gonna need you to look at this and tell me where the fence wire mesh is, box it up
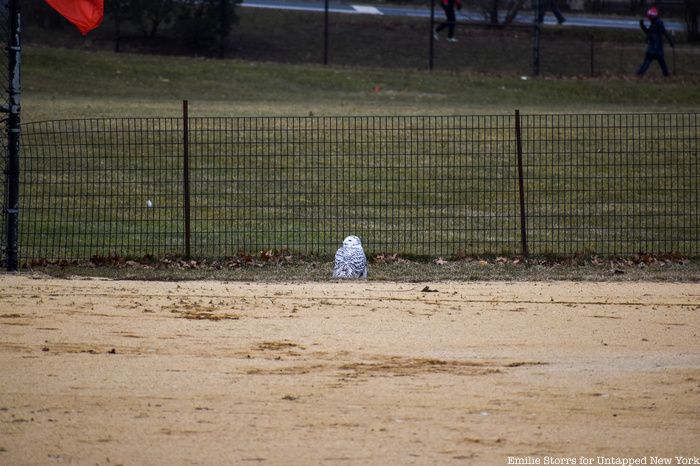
[21,118,184,260]
[521,113,699,256]
[19,112,699,263]
[0,0,9,266]
[187,116,520,257]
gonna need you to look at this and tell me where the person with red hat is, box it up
[433,0,462,43]
[636,6,675,76]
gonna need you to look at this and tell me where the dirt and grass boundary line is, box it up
[21,254,700,282]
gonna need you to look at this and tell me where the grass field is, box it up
[13,39,700,270]
[18,112,699,261]
[11,30,700,277]
[20,3,700,123]
[22,43,700,123]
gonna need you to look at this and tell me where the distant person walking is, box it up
[636,6,675,77]
[537,0,566,24]
[433,0,461,43]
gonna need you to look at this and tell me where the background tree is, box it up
[128,0,176,39]
[474,0,527,26]
[175,0,239,56]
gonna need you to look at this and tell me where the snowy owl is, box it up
[332,235,368,279]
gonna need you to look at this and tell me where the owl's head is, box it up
[342,235,363,248]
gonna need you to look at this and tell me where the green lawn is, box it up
[23,45,700,123]
[12,43,700,271]
[11,5,700,279]
[19,113,698,260]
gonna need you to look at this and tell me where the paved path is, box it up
[240,0,684,31]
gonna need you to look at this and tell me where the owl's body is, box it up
[332,235,368,279]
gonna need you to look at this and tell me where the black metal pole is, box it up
[671,31,676,75]
[114,5,121,53]
[533,0,540,76]
[6,0,21,271]
[183,100,191,259]
[323,0,329,65]
[429,0,435,70]
[515,110,529,258]
[590,33,595,77]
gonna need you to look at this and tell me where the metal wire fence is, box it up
[521,113,698,256]
[21,3,700,77]
[1,0,10,265]
[16,112,699,263]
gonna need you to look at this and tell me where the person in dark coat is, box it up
[433,0,461,43]
[537,0,566,24]
[636,6,675,77]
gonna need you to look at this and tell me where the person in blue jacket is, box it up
[636,6,675,77]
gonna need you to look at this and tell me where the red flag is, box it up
[44,0,104,35]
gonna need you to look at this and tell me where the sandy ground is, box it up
[0,274,699,466]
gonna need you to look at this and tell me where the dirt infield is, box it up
[1,275,699,465]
